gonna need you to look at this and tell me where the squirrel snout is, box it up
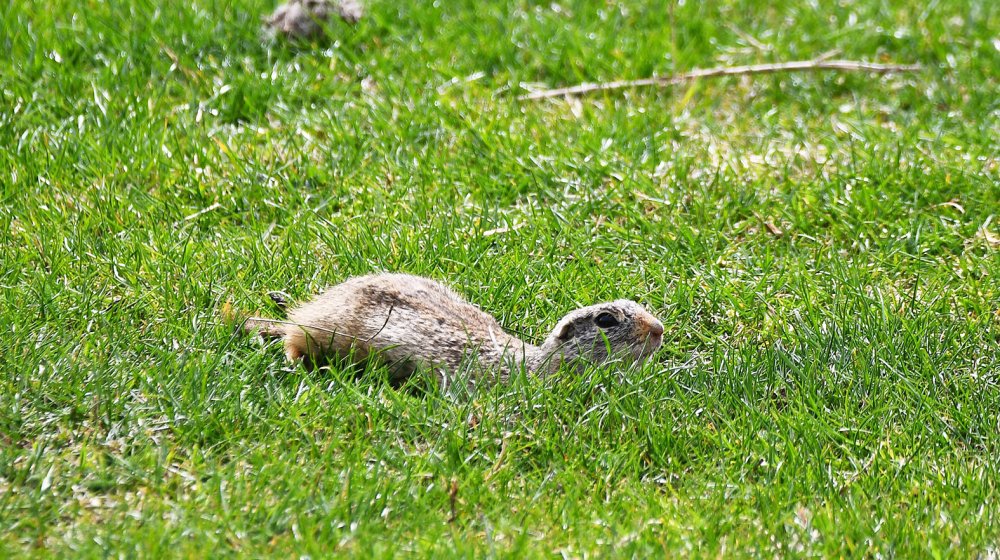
[639,316,663,338]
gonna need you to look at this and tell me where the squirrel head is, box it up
[540,299,664,370]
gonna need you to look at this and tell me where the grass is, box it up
[1,0,998,556]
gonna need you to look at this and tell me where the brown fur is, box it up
[244,273,664,384]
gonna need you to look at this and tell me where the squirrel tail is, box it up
[243,317,287,339]
[225,292,293,338]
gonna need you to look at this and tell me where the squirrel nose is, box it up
[648,322,664,337]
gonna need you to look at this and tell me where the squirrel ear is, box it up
[554,320,575,341]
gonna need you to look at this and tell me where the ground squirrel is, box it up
[244,273,664,383]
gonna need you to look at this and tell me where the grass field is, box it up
[2,0,999,556]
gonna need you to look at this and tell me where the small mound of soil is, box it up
[265,0,364,40]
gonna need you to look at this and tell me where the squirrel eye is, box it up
[594,312,619,329]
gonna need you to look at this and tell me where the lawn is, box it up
[1,0,999,556]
